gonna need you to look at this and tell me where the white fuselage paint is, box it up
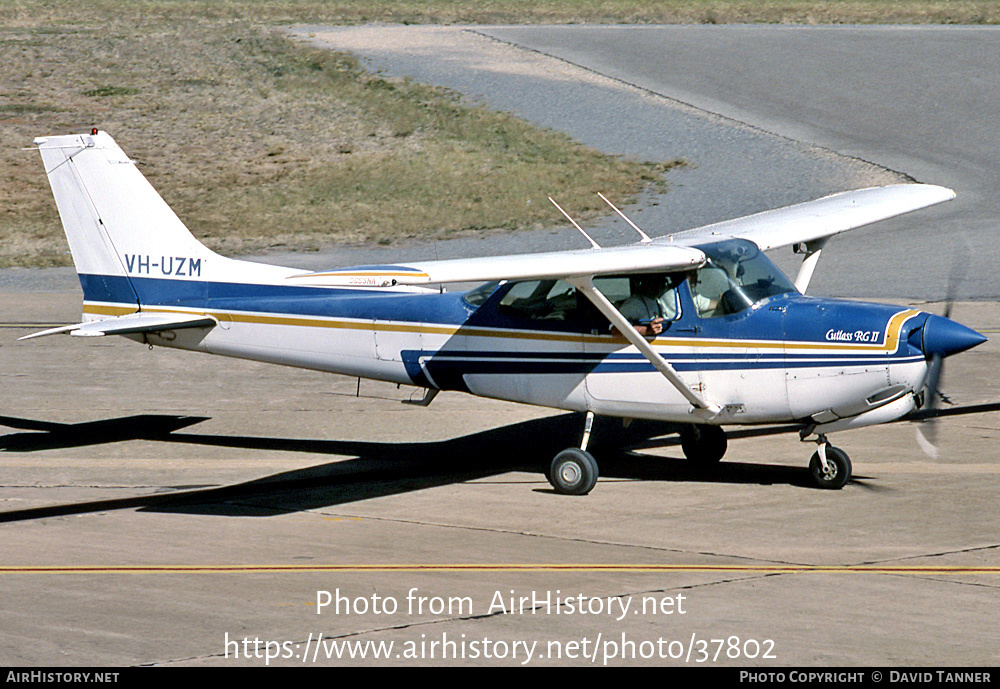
[130,300,927,428]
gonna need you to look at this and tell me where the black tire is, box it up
[809,446,852,489]
[680,424,728,464]
[549,448,599,495]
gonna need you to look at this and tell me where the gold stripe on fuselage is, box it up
[81,302,920,354]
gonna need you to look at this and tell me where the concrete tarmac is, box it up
[1,294,998,666]
[3,25,1000,668]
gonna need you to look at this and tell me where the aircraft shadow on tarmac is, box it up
[1,401,998,522]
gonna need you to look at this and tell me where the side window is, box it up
[496,274,683,329]
[498,279,581,322]
[616,274,682,324]
[591,276,631,305]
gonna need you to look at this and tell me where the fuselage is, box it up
[83,264,957,430]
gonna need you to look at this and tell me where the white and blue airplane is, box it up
[25,131,986,494]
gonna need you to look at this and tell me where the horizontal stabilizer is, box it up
[19,312,217,341]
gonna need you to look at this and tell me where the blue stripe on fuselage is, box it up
[80,274,476,324]
[406,349,923,374]
[402,347,924,391]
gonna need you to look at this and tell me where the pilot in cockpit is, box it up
[619,274,679,337]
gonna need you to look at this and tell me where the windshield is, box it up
[688,238,797,318]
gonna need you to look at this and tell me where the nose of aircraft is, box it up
[921,314,988,357]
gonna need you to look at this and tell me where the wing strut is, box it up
[792,237,829,294]
[569,276,721,420]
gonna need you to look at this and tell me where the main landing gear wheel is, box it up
[809,446,852,489]
[680,424,728,465]
[548,448,598,495]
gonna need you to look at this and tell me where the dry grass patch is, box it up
[6,0,987,267]
[5,2,998,26]
[1,11,682,266]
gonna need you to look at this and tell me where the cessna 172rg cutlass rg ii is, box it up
[25,131,986,494]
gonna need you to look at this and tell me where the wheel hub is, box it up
[559,463,581,485]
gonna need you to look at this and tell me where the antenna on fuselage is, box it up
[549,197,601,249]
[598,192,652,244]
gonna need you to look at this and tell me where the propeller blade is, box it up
[915,240,968,459]
[915,352,943,458]
[915,424,939,459]
[943,238,970,321]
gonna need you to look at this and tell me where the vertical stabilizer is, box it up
[34,131,297,312]
[35,131,221,307]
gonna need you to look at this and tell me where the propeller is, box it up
[914,245,970,458]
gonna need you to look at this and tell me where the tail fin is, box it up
[35,131,220,308]
[34,131,295,313]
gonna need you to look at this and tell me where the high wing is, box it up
[289,184,953,289]
[286,243,707,287]
[664,183,955,293]
[665,183,955,251]
[20,312,217,341]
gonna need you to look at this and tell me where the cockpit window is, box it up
[689,238,797,318]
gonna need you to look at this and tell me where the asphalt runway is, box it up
[3,25,1000,667]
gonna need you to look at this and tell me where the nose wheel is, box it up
[809,442,852,489]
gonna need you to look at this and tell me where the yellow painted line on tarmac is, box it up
[1,564,998,574]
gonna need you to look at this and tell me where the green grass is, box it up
[83,85,141,98]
